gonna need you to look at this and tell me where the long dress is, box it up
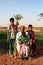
[18,36,28,55]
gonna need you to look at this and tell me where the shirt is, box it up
[16,32,30,44]
[18,36,28,44]
[7,25,17,40]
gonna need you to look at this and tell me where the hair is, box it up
[23,26,25,30]
[22,32,26,37]
[28,24,32,28]
[10,18,14,22]
[20,26,25,30]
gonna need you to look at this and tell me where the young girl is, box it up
[18,32,30,58]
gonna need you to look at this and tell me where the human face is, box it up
[20,26,25,32]
[10,21,14,25]
[28,27,32,31]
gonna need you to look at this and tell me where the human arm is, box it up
[7,25,11,41]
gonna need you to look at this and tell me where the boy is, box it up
[27,24,36,55]
[7,18,17,57]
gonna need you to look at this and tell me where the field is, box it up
[0,32,43,49]
[35,32,43,49]
[0,31,43,65]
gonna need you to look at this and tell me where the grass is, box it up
[0,32,43,49]
[0,39,9,50]
[35,32,43,40]
[0,31,7,39]
[35,32,43,49]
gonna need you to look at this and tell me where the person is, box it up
[18,32,29,58]
[16,26,30,59]
[27,24,36,55]
[7,18,17,57]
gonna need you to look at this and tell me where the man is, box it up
[7,18,17,57]
[16,26,30,59]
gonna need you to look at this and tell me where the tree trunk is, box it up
[16,19,19,26]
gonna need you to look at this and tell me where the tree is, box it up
[14,14,23,26]
[39,13,43,17]
[38,13,43,21]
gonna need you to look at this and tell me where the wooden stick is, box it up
[14,41,17,60]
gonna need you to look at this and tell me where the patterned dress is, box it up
[18,36,28,55]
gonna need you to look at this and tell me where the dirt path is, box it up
[0,49,43,65]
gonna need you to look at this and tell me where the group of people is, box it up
[7,17,36,60]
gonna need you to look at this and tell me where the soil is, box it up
[0,48,43,65]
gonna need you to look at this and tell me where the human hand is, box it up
[18,41,22,44]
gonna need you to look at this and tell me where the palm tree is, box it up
[39,13,43,17]
[38,13,43,21]
[14,14,23,26]
[14,14,23,53]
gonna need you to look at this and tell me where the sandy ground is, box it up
[0,48,43,65]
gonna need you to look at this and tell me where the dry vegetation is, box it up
[0,27,43,32]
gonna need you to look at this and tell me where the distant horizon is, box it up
[0,24,43,27]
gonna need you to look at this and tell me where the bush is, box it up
[0,39,9,50]
[35,32,43,49]
[0,32,7,39]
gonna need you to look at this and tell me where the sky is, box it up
[0,0,43,27]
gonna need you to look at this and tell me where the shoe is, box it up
[21,54,24,60]
[22,54,29,60]
[10,55,13,57]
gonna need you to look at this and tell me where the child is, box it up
[18,32,30,59]
[7,18,17,57]
[27,24,36,55]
